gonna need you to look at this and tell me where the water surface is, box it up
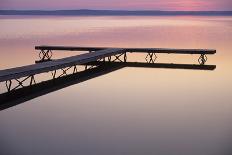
[0,15,232,155]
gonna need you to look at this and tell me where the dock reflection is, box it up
[0,62,216,111]
[86,61,216,70]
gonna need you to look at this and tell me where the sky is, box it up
[0,0,232,11]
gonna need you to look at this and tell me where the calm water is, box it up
[0,15,232,155]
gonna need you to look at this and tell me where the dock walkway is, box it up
[0,48,124,82]
[35,45,216,54]
[35,45,216,61]
[0,46,216,93]
[35,45,216,65]
[0,48,125,92]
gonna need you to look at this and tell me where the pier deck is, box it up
[35,45,216,54]
[0,48,124,82]
[35,45,216,65]
[0,46,216,94]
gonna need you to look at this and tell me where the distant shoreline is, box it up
[0,10,232,16]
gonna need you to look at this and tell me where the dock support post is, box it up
[38,50,53,62]
[30,75,36,86]
[198,54,207,65]
[145,52,157,63]
[51,65,79,79]
[59,66,74,78]
[5,80,12,92]
[5,75,36,92]
[124,52,127,62]
[52,70,57,79]
[108,53,126,62]
[108,56,112,62]
[73,66,78,74]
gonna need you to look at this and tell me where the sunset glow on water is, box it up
[0,15,232,155]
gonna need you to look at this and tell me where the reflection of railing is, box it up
[85,61,216,70]
[0,61,216,111]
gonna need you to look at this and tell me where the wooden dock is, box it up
[0,48,124,82]
[35,45,216,54]
[0,62,215,110]
[0,46,216,94]
[35,45,216,62]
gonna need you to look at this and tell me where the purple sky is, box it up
[1,0,232,11]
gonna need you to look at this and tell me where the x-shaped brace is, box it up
[5,75,36,92]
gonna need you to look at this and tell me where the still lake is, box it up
[0,15,232,155]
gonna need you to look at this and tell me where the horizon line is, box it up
[0,9,232,12]
[1,9,231,16]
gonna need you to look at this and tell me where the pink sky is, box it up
[1,0,232,11]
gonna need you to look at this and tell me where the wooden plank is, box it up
[125,48,216,54]
[0,48,125,82]
[35,46,216,54]
[35,45,106,51]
